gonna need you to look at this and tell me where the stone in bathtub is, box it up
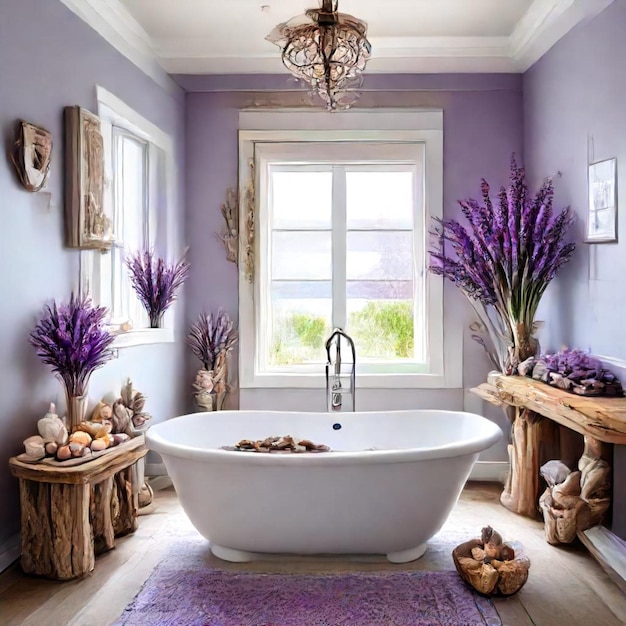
[224,436,331,453]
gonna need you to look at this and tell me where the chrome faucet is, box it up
[325,328,356,412]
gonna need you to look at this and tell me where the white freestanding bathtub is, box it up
[146,410,501,563]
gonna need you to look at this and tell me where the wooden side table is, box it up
[9,435,147,580]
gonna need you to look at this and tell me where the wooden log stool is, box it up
[9,435,147,580]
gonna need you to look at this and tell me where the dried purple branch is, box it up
[29,294,115,396]
[187,310,238,371]
[126,250,190,328]
[428,154,576,372]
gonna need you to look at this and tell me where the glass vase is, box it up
[64,388,89,433]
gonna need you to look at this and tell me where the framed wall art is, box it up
[64,105,112,249]
[10,120,53,192]
[585,157,618,243]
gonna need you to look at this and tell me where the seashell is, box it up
[90,438,108,452]
[45,441,58,456]
[111,401,133,434]
[56,445,71,461]
[37,402,68,445]
[24,435,45,460]
[91,401,113,423]
[69,431,92,446]
[77,420,112,438]
[111,433,130,446]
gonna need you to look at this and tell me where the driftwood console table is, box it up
[9,435,147,580]
[472,373,626,591]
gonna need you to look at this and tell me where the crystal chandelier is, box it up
[265,0,372,110]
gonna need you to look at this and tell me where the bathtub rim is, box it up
[145,409,502,466]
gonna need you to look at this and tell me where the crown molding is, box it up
[510,0,615,71]
[157,36,516,75]
[59,0,615,80]
[58,0,181,97]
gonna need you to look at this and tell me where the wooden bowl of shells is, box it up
[452,526,530,596]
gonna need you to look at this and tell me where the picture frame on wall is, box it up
[64,105,112,249]
[585,157,618,243]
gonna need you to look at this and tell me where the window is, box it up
[80,87,177,347]
[238,110,458,389]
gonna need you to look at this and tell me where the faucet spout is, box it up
[325,328,356,412]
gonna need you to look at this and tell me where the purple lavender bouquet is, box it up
[29,294,115,397]
[126,250,190,328]
[429,155,576,373]
[187,309,238,371]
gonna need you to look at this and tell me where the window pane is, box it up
[347,232,414,280]
[346,171,413,229]
[271,171,332,229]
[118,136,146,248]
[347,297,415,361]
[270,281,332,365]
[272,232,332,280]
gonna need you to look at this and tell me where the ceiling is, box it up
[60,0,614,82]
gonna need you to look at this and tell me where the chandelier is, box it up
[265,0,372,110]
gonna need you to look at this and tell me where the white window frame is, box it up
[79,86,178,348]
[238,109,461,389]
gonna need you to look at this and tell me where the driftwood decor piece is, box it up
[9,436,146,579]
[64,106,112,250]
[10,120,53,191]
[216,187,238,264]
[453,526,530,596]
[242,159,255,283]
[471,373,625,519]
[539,437,611,545]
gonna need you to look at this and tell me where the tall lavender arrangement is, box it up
[30,295,115,429]
[187,310,238,371]
[187,310,238,411]
[429,155,576,373]
[126,250,190,328]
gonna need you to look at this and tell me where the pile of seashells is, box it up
[223,435,330,453]
[22,379,151,463]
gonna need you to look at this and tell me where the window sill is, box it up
[111,327,174,349]
[240,371,461,390]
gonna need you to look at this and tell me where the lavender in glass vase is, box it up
[429,155,576,374]
[29,294,115,430]
[187,310,238,411]
[126,250,190,328]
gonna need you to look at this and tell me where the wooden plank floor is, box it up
[1,481,625,625]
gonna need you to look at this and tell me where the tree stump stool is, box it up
[9,435,147,580]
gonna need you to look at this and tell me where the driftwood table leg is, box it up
[19,479,94,580]
[501,408,560,518]
[113,466,139,537]
[91,477,116,554]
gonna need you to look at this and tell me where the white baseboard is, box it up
[145,461,167,476]
[0,534,20,574]
[469,461,508,483]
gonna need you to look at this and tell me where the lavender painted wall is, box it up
[0,0,186,556]
[524,0,626,536]
[183,75,523,458]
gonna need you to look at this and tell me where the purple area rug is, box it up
[115,562,500,626]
